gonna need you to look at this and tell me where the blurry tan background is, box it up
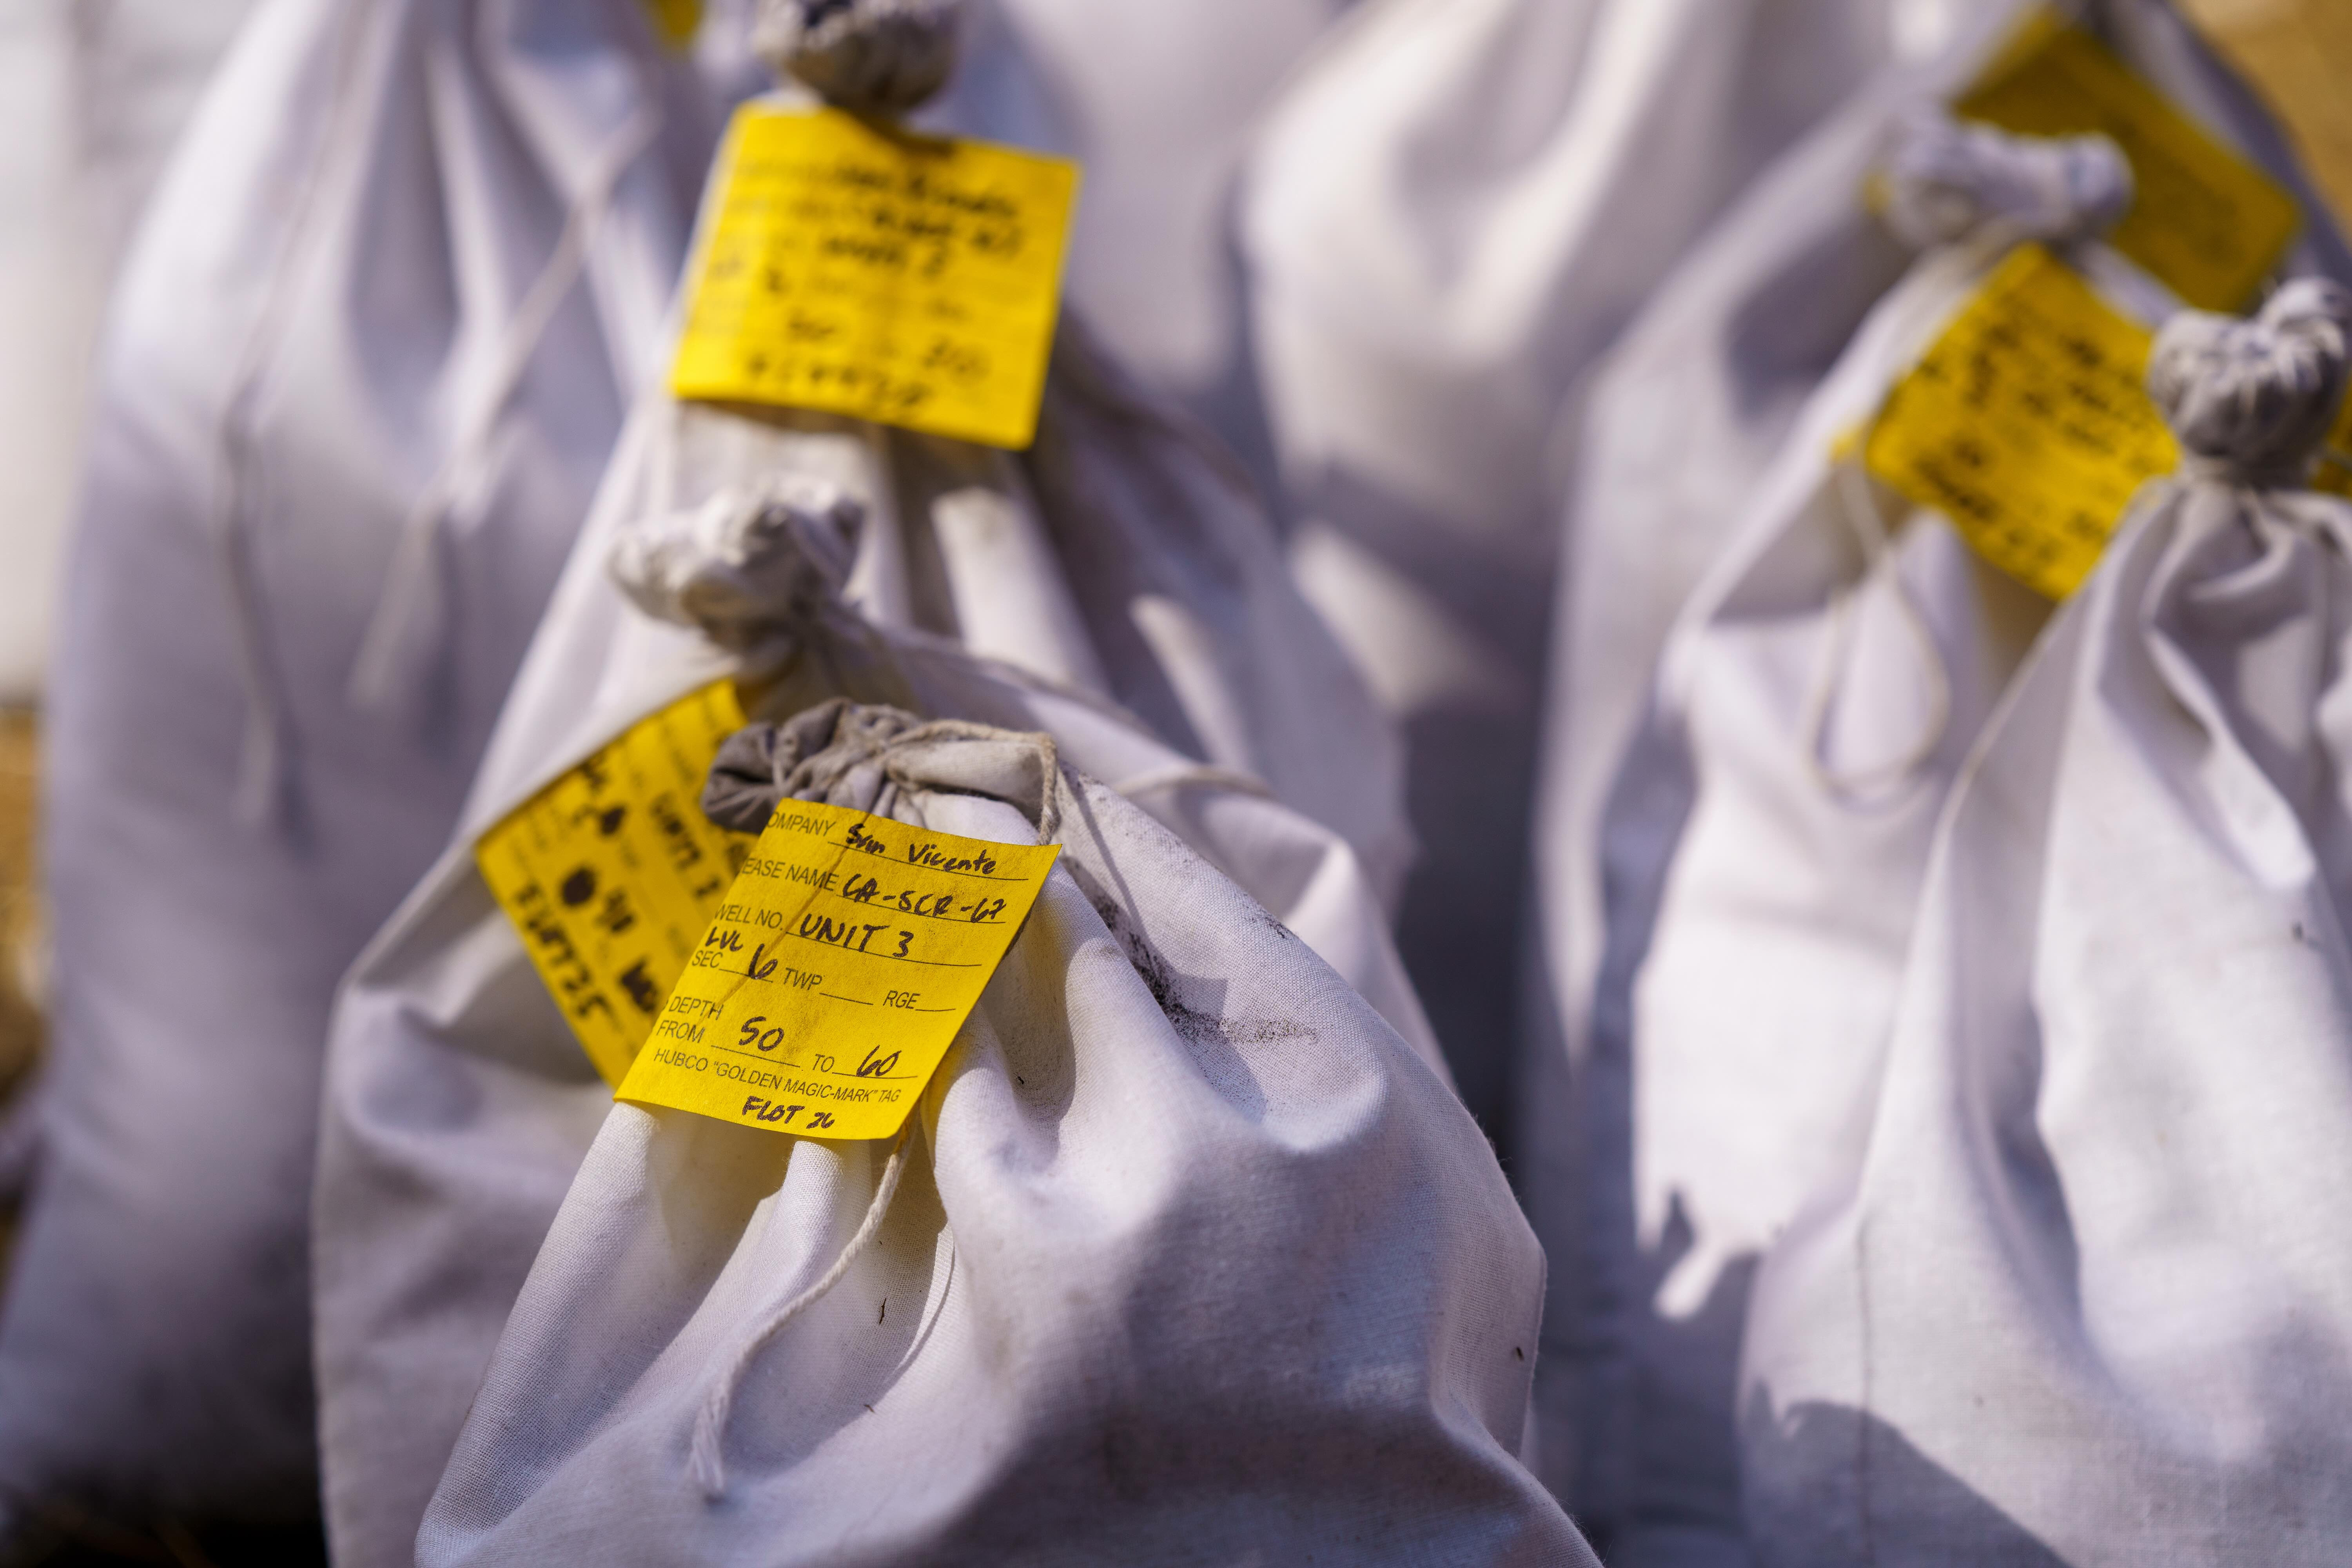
[2181,0,2352,230]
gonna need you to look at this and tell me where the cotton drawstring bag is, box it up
[1739,277,2352,1568]
[313,9,1414,1558]
[314,471,1443,1568]
[409,698,1588,1566]
[1239,0,1931,1137]
[1517,1,2352,1540]
[0,0,724,1540]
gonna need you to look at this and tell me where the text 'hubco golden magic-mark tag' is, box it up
[670,104,1080,450]
[477,682,751,1084]
[1864,244,2178,601]
[619,797,1059,1141]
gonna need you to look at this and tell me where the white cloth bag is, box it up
[0,0,720,1531]
[1741,279,2352,1567]
[409,703,1587,1566]
[1239,0,1926,1137]
[313,453,1441,1568]
[1517,0,2352,1537]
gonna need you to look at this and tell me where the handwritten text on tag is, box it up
[619,797,1058,1141]
[477,682,751,1084]
[1866,245,2178,601]
[670,105,1079,450]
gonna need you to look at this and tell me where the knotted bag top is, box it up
[750,0,962,117]
[2147,277,2352,488]
[703,698,1063,842]
[1877,112,2133,252]
[608,474,866,655]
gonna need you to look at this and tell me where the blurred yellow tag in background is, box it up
[641,0,701,48]
[477,682,751,1084]
[1958,11,2300,310]
[670,105,1079,450]
[1866,245,2178,601]
[619,798,1058,1142]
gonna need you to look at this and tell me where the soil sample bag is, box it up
[315,467,1442,1568]
[0,0,724,1542]
[1519,0,2352,1541]
[1240,0,1918,1140]
[1740,278,2352,1566]
[405,700,1587,1565]
[314,5,1412,1560]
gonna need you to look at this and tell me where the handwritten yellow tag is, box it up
[2312,384,2352,498]
[669,105,1080,450]
[477,682,752,1085]
[1956,11,2299,312]
[1865,245,2178,601]
[619,798,1058,1141]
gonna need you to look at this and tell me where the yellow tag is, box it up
[641,0,702,48]
[2313,382,2352,499]
[1865,245,2179,601]
[619,798,1059,1141]
[477,682,752,1084]
[669,105,1080,450]
[1956,10,2300,311]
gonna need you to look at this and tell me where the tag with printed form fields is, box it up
[670,104,1080,451]
[1955,9,2299,312]
[1865,244,2178,602]
[620,798,1059,1141]
[477,681,752,1085]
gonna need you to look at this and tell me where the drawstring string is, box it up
[691,1120,916,1501]
[347,90,669,714]
[1800,462,1954,805]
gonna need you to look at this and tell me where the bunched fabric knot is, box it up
[1877,113,2133,251]
[703,699,1063,839]
[751,0,962,117]
[608,475,864,653]
[2148,277,2352,486]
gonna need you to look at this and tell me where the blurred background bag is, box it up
[1240,0,1954,1146]
[1742,279,2352,1568]
[1517,0,2352,1548]
[413,703,1586,1567]
[0,0,730,1539]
